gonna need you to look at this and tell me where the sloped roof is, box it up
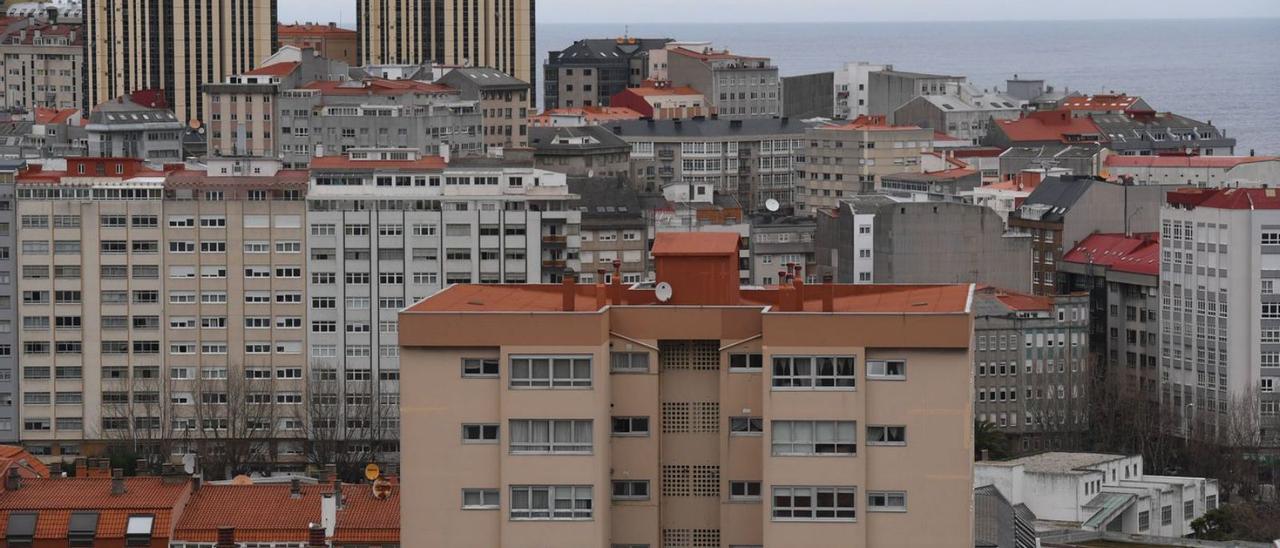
[174,483,398,544]
[1104,154,1275,169]
[301,78,455,96]
[441,67,528,89]
[529,125,629,153]
[1166,187,1280,210]
[651,232,739,256]
[0,445,50,481]
[1019,175,1098,221]
[243,61,299,77]
[993,110,1104,144]
[1062,233,1160,276]
[0,477,189,540]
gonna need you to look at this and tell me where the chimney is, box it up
[332,479,344,509]
[821,275,835,313]
[792,276,806,311]
[595,269,607,309]
[290,477,302,499]
[981,449,990,462]
[111,468,125,496]
[308,524,327,547]
[610,259,623,304]
[320,493,338,538]
[439,142,451,163]
[561,275,576,312]
[5,467,21,491]
[216,527,235,548]
[136,458,149,475]
[323,463,338,483]
[74,458,87,477]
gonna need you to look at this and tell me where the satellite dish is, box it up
[765,198,781,212]
[655,282,674,303]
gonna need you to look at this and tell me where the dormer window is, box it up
[125,515,154,546]
[68,512,98,547]
[6,512,36,547]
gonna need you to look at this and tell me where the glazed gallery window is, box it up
[772,486,856,521]
[509,419,592,454]
[771,420,856,456]
[509,485,592,520]
[509,356,592,388]
[772,356,855,389]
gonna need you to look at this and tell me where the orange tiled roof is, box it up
[623,85,703,97]
[0,446,50,482]
[529,106,644,125]
[651,232,739,256]
[0,477,189,539]
[277,22,356,37]
[33,107,78,125]
[823,114,920,132]
[174,483,398,544]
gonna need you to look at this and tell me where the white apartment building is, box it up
[305,149,581,457]
[834,61,888,119]
[1160,188,1280,445]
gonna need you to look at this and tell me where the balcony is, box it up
[657,149,675,159]
[542,259,567,269]
[542,234,567,246]
[658,167,675,177]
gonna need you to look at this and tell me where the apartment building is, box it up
[436,67,531,153]
[834,61,888,119]
[0,161,18,443]
[972,286,1090,453]
[568,177,648,285]
[13,157,312,464]
[1103,155,1280,187]
[667,47,780,119]
[84,0,278,124]
[204,46,349,161]
[796,116,934,213]
[85,92,185,161]
[652,182,752,284]
[609,81,714,120]
[159,158,311,466]
[610,118,818,211]
[749,216,817,286]
[278,22,358,65]
[14,157,168,460]
[399,231,976,548]
[0,21,83,110]
[305,149,581,459]
[1160,188,1280,445]
[543,37,673,110]
[277,78,481,168]
[356,0,535,93]
[892,83,1024,145]
[529,126,630,179]
[1061,233,1161,399]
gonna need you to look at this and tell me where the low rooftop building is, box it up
[528,106,645,127]
[529,125,630,178]
[1103,153,1280,187]
[608,80,712,120]
[976,452,1218,537]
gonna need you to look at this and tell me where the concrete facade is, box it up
[781,72,834,120]
[0,161,19,443]
[529,126,630,179]
[892,83,1024,146]
[0,21,82,110]
[398,232,976,548]
[1160,189,1280,445]
[866,69,965,118]
[667,47,780,120]
[277,22,357,66]
[749,216,817,286]
[437,67,531,154]
[543,37,672,111]
[84,0,277,125]
[796,116,934,213]
[85,94,185,162]
[973,287,1090,452]
[610,118,815,212]
[567,177,648,284]
[833,62,888,119]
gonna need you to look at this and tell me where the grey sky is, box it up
[279,0,1280,25]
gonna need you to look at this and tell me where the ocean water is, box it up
[538,19,1280,155]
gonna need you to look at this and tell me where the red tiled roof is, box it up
[1166,187,1280,210]
[623,84,703,97]
[823,114,920,132]
[302,78,456,96]
[277,22,356,37]
[529,107,644,125]
[243,61,300,77]
[1062,233,1160,276]
[669,47,767,62]
[651,232,739,256]
[0,477,189,540]
[309,155,446,171]
[1104,154,1276,169]
[174,483,398,544]
[993,110,1104,144]
[33,107,78,125]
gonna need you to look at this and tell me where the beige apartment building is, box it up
[797,115,933,214]
[15,157,310,466]
[400,232,976,548]
[84,0,277,124]
[0,21,83,110]
[357,0,535,93]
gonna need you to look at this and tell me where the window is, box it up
[462,423,499,443]
[772,356,855,389]
[462,358,499,377]
[612,480,649,501]
[867,360,905,380]
[1162,504,1172,526]
[462,488,500,510]
[730,353,764,371]
[866,425,907,446]
[6,512,36,545]
[1139,510,1150,531]
[510,356,592,388]
[772,420,856,455]
[772,486,856,521]
[509,419,592,453]
[610,352,649,373]
[510,486,592,520]
[730,481,762,501]
[611,416,649,436]
[730,416,763,435]
[868,491,907,512]
[125,515,154,545]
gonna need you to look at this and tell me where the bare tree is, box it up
[297,363,398,481]
[190,367,279,479]
[99,369,181,472]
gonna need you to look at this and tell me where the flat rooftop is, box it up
[404,283,972,314]
[984,452,1127,474]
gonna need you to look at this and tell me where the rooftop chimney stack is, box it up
[216,527,235,548]
[308,524,327,547]
[822,275,835,313]
[609,259,623,304]
[110,468,125,496]
[5,467,20,491]
[595,269,607,309]
[290,478,303,499]
[561,275,576,312]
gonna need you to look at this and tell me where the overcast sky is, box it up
[279,0,1280,25]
